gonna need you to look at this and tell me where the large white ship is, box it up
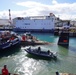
[13,13,56,32]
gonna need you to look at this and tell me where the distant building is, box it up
[70,20,76,26]
[0,19,13,29]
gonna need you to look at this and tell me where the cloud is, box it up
[0,11,9,19]
[16,1,76,20]
[16,1,45,8]
[52,0,58,4]
[0,0,76,20]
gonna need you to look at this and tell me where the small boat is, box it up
[10,37,21,46]
[0,37,20,51]
[25,47,57,59]
[0,40,12,50]
[0,31,21,51]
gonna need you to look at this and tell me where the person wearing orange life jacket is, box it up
[2,65,9,75]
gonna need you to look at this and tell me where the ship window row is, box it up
[23,23,52,25]
[17,18,54,22]
[25,23,30,25]
[33,19,54,22]
[17,27,26,28]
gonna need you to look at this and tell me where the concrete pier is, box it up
[20,40,51,46]
[58,30,69,48]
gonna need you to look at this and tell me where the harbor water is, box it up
[0,33,76,75]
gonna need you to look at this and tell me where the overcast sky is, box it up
[0,0,76,20]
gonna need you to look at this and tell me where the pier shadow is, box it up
[59,45,76,52]
[58,44,69,49]
[0,46,21,58]
[57,45,69,56]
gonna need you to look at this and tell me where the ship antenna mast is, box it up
[9,9,11,25]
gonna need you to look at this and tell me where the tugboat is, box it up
[25,47,57,60]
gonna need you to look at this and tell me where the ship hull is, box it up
[13,28,54,33]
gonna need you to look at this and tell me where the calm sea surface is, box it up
[0,33,76,75]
